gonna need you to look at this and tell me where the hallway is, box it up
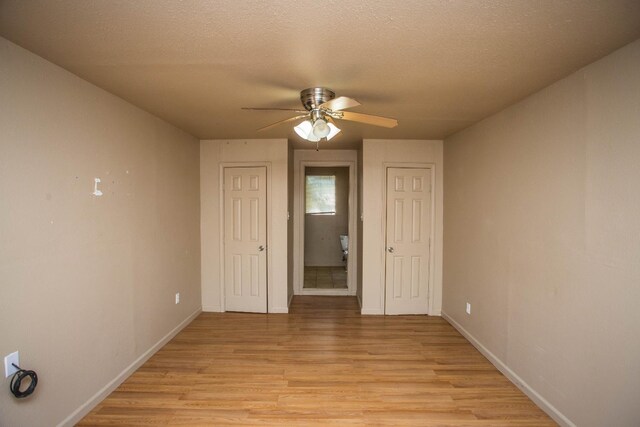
[303,266,348,289]
[79,297,554,426]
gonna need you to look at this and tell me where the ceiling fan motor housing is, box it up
[300,87,335,111]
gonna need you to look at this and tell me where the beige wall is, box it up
[304,167,349,267]
[200,139,289,313]
[443,39,640,427]
[361,139,444,315]
[0,38,201,426]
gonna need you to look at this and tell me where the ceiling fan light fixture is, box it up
[312,118,330,138]
[294,118,340,143]
[245,87,396,147]
[326,123,341,140]
[294,120,320,142]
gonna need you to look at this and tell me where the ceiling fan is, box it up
[242,87,398,146]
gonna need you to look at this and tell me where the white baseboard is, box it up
[361,307,384,315]
[58,308,202,427]
[441,311,575,427]
[203,304,288,313]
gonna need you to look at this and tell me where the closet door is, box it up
[224,167,267,313]
[384,168,431,314]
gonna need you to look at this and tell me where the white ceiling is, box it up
[1,0,639,148]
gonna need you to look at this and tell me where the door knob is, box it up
[258,245,265,252]
[387,247,394,253]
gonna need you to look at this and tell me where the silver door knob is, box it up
[258,245,265,252]
[387,247,394,253]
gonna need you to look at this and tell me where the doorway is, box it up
[294,159,357,296]
[303,167,349,290]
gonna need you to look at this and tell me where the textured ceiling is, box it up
[1,0,639,148]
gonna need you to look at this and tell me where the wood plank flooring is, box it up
[79,296,555,426]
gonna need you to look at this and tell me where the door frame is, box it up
[381,163,436,314]
[219,162,272,312]
[294,160,357,296]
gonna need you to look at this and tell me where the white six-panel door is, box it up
[384,168,432,314]
[224,167,267,313]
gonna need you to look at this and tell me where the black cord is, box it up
[9,363,38,398]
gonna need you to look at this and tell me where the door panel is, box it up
[224,167,267,313]
[385,168,431,314]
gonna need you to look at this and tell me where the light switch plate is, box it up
[4,351,19,378]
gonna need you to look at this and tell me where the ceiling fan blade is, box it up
[257,115,308,132]
[319,96,361,112]
[242,107,308,113]
[336,111,398,128]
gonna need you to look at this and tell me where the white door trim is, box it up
[381,163,436,314]
[219,162,272,312]
[293,160,357,296]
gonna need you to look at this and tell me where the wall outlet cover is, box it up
[466,302,471,315]
[175,293,180,304]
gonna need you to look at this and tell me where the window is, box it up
[305,175,336,215]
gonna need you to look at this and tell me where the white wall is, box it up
[287,141,295,306]
[361,139,444,315]
[443,39,640,427]
[200,139,289,313]
[0,37,201,427]
[357,147,364,305]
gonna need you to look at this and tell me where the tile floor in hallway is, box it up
[303,266,347,289]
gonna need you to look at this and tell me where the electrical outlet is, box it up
[466,302,471,315]
[175,292,180,304]
[4,351,19,378]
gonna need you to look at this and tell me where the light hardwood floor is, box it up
[79,296,555,426]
